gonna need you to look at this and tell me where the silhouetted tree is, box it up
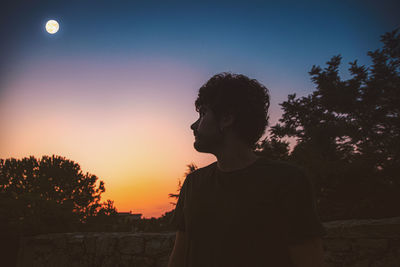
[168,163,198,205]
[268,28,400,221]
[0,154,118,265]
[0,155,114,235]
[156,163,199,232]
[83,200,119,232]
[254,136,290,161]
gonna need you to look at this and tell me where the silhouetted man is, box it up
[168,73,327,267]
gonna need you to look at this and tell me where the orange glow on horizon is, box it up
[0,59,280,218]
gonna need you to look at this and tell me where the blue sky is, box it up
[2,0,399,94]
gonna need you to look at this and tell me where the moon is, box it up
[45,20,59,34]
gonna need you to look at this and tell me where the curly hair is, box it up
[194,72,270,149]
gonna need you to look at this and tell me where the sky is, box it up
[1,0,399,218]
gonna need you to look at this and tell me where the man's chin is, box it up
[194,139,218,154]
[193,140,208,153]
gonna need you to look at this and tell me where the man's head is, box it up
[190,72,270,153]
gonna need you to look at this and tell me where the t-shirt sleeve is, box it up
[279,168,327,245]
[169,175,190,232]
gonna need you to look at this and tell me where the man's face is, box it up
[190,106,223,153]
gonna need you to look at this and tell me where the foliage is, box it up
[82,200,119,232]
[254,137,290,161]
[264,28,400,221]
[160,163,199,232]
[0,155,115,235]
[168,163,198,205]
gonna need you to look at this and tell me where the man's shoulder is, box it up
[187,161,216,178]
[186,158,305,174]
[185,158,307,184]
[258,158,305,174]
[256,158,309,185]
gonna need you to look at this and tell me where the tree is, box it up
[83,200,119,232]
[168,163,198,205]
[254,136,290,161]
[268,28,400,221]
[155,163,199,232]
[0,154,113,235]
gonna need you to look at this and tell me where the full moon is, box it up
[45,20,59,34]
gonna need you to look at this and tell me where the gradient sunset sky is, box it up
[1,0,399,218]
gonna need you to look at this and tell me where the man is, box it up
[168,73,327,267]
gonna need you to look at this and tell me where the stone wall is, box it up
[17,217,400,267]
[322,216,400,266]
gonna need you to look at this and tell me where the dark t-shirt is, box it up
[169,157,327,267]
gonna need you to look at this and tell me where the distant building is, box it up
[116,212,142,224]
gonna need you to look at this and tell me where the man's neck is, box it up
[216,150,259,172]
